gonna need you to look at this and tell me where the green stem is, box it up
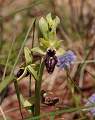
[14,79,23,119]
[29,74,32,97]
[66,69,84,118]
[34,59,44,118]
[66,69,74,96]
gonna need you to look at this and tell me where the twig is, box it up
[0,106,7,120]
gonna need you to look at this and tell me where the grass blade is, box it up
[0,106,7,120]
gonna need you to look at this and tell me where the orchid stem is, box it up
[34,59,44,119]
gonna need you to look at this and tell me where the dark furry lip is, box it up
[44,49,58,74]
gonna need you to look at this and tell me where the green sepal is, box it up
[24,47,32,65]
[47,39,62,49]
[46,13,60,40]
[27,65,38,80]
[39,17,48,39]
[46,13,60,32]
[46,13,53,28]
[52,16,60,32]
[20,94,35,113]
[39,38,50,50]
[20,94,33,108]
[31,47,45,55]
[48,31,56,40]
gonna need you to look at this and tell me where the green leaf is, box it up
[31,47,45,55]
[27,65,38,80]
[24,47,32,65]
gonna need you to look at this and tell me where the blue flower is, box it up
[85,93,95,116]
[57,50,76,69]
